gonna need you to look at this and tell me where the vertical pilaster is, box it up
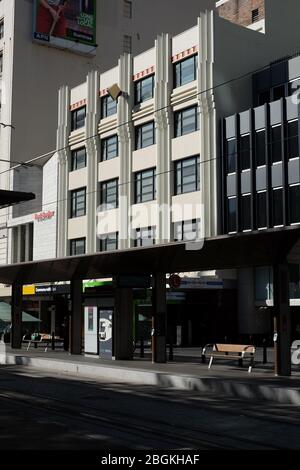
[155,34,172,244]
[118,54,133,249]
[198,11,217,238]
[11,283,22,349]
[57,85,70,258]
[86,71,100,254]
[70,279,82,355]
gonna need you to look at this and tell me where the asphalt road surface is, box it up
[0,365,299,450]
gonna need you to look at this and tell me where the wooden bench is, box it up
[22,333,63,352]
[202,343,256,373]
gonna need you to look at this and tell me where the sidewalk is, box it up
[2,345,300,405]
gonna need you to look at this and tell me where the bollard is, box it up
[140,338,144,358]
[51,331,55,351]
[262,338,267,364]
[168,342,173,361]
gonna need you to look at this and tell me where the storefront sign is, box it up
[34,211,55,222]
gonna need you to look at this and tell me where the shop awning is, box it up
[0,226,300,285]
[0,302,40,323]
[0,189,35,209]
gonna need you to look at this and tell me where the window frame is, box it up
[100,178,119,210]
[71,106,86,131]
[70,238,86,256]
[134,168,156,204]
[174,54,198,88]
[135,121,155,150]
[101,94,117,119]
[70,187,86,218]
[101,134,119,161]
[134,75,154,105]
[174,105,199,138]
[71,147,87,171]
[174,155,200,195]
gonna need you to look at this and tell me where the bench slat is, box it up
[213,344,255,353]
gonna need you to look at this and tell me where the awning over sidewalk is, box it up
[0,226,299,285]
[0,189,35,209]
[0,302,40,323]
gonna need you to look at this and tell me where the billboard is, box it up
[33,0,97,53]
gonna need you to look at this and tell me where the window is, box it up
[252,8,259,23]
[71,148,86,171]
[174,105,199,137]
[272,188,283,226]
[174,219,200,242]
[71,188,86,218]
[123,0,132,18]
[271,125,282,163]
[258,90,270,106]
[256,191,267,229]
[135,227,156,247]
[227,197,237,233]
[100,232,118,251]
[0,19,4,40]
[70,238,86,256]
[134,75,154,105]
[226,138,236,173]
[241,194,251,231]
[256,130,266,166]
[174,55,198,88]
[71,106,86,131]
[287,120,299,159]
[289,78,300,97]
[255,266,273,302]
[100,179,119,210]
[289,185,300,224]
[135,168,156,203]
[101,135,118,161]
[0,51,3,74]
[123,34,132,53]
[101,95,117,119]
[272,84,286,102]
[240,134,250,170]
[175,156,200,195]
[135,121,155,149]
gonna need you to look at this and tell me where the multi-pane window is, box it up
[240,134,250,170]
[226,138,236,173]
[70,238,86,256]
[175,156,200,195]
[227,197,237,233]
[174,219,200,242]
[101,135,118,161]
[100,179,119,210]
[174,55,198,88]
[0,19,4,39]
[289,185,300,224]
[135,227,156,247]
[271,125,282,163]
[256,191,267,229]
[252,8,259,22]
[71,148,86,171]
[71,106,86,131]
[123,0,132,18]
[71,188,86,218]
[287,119,299,159]
[135,121,155,149]
[255,130,266,166]
[174,105,199,137]
[100,232,118,251]
[101,95,117,119]
[135,75,154,105]
[123,34,132,53]
[272,188,283,226]
[241,194,251,231]
[135,168,156,203]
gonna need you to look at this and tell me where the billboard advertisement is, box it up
[33,0,97,53]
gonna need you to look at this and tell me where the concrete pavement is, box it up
[1,345,300,405]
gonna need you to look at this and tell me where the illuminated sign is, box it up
[33,0,97,54]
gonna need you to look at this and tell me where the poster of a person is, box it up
[37,0,68,37]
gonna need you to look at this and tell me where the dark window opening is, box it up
[227,197,237,233]
[287,120,299,159]
[256,192,267,228]
[240,134,250,170]
[256,130,266,166]
[252,8,259,23]
[241,195,251,231]
[290,185,300,224]
[226,138,236,173]
[271,126,282,163]
[272,188,283,226]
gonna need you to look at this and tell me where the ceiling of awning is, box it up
[0,189,35,209]
[0,227,299,285]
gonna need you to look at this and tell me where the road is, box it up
[0,365,299,450]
